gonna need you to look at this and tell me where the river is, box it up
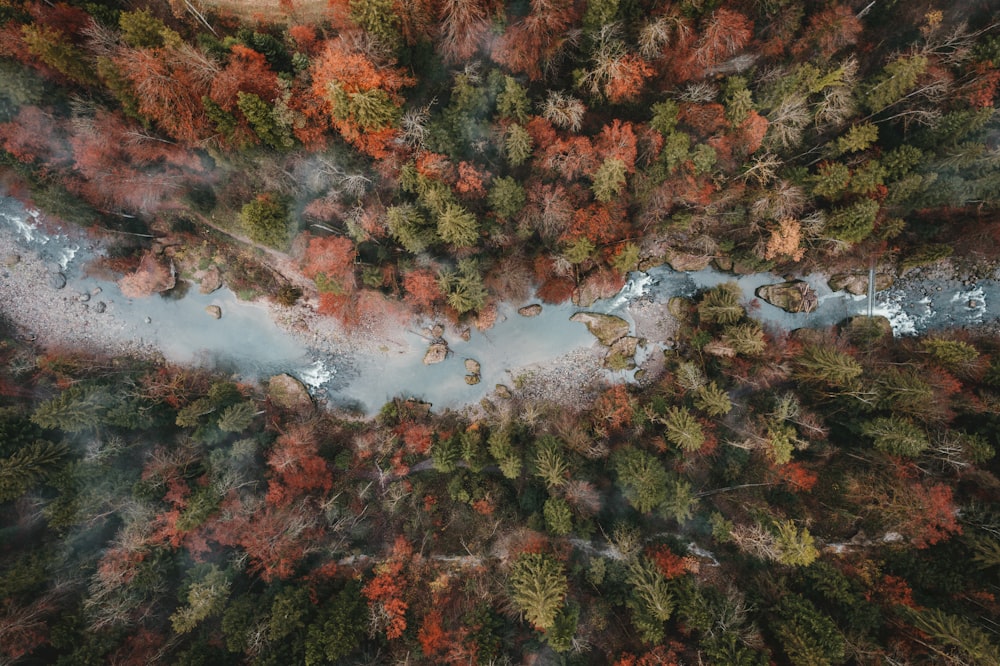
[1,196,997,414]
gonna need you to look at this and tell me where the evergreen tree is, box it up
[0,440,68,502]
[794,346,863,389]
[31,386,108,433]
[241,194,289,248]
[509,553,567,631]
[217,402,257,433]
[698,283,745,325]
[694,382,732,416]
[662,406,705,452]
[614,448,669,514]
[487,177,527,220]
[533,435,569,489]
[543,497,573,536]
[862,416,929,458]
[436,203,479,247]
[592,157,628,203]
[626,556,674,644]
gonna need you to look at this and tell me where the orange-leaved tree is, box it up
[309,38,414,158]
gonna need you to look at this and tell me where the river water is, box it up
[1,196,997,414]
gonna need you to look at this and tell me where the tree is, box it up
[349,0,402,51]
[698,283,744,325]
[591,157,628,203]
[504,124,533,166]
[171,565,231,634]
[509,553,567,631]
[305,583,366,665]
[903,607,1000,666]
[119,9,170,48]
[488,177,527,220]
[862,416,929,458]
[241,194,289,248]
[0,440,68,502]
[614,448,669,514]
[694,382,732,416]
[438,259,487,314]
[626,556,674,644]
[772,594,846,666]
[864,54,929,113]
[834,123,878,155]
[217,402,257,433]
[543,497,573,536]
[31,386,107,432]
[436,203,479,247]
[693,9,753,68]
[794,346,863,389]
[237,92,294,149]
[662,406,704,452]
[533,435,569,489]
[438,0,490,64]
[387,204,435,254]
[773,520,819,567]
[21,23,97,86]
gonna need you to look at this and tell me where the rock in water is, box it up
[665,251,712,272]
[570,312,630,345]
[518,303,543,317]
[464,358,481,374]
[604,336,639,369]
[199,266,223,294]
[828,272,894,295]
[49,272,66,289]
[755,280,818,313]
[268,374,314,413]
[464,373,481,385]
[205,305,222,319]
[423,341,449,365]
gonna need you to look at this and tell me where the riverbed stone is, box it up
[199,266,223,294]
[570,312,630,346]
[574,272,625,307]
[604,336,639,369]
[431,324,445,338]
[205,305,222,319]
[423,341,449,365]
[464,358,481,374]
[667,296,692,321]
[48,272,66,289]
[78,292,90,302]
[842,315,893,343]
[4,253,20,267]
[666,251,712,272]
[712,256,733,272]
[518,303,543,317]
[828,272,894,295]
[268,373,314,413]
[464,373,481,385]
[94,301,106,314]
[755,280,818,313]
[495,384,512,399]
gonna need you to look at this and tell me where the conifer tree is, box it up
[509,553,567,631]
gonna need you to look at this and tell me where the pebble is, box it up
[95,301,106,314]
[49,272,66,289]
[78,292,90,302]
[144,316,152,324]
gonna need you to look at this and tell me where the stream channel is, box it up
[2,195,998,415]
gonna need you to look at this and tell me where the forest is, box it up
[1,0,1000,662]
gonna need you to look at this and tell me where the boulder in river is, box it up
[205,305,222,319]
[48,272,66,289]
[518,303,543,317]
[118,252,175,298]
[828,272,894,295]
[464,358,481,374]
[199,266,223,294]
[423,341,449,365]
[665,251,712,272]
[842,315,893,343]
[574,271,625,307]
[755,280,818,313]
[604,336,639,370]
[268,373,314,413]
[464,373,481,385]
[570,312,630,345]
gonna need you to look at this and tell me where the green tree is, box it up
[592,157,628,203]
[626,556,674,644]
[349,0,402,51]
[241,194,289,248]
[662,406,705,452]
[31,386,107,432]
[922,337,980,369]
[305,583,366,665]
[533,435,569,489]
[698,283,745,325]
[21,24,97,86]
[834,122,878,155]
[543,497,573,536]
[438,259,488,314]
[614,448,668,514]
[612,242,640,274]
[488,427,522,480]
[496,75,530,123]
[171,565,231,634]
[0,440,68,502]
[862,416,929,458]
[504,124,534,167]
[436,203,479,247]
[722,323,767,356]
[811,162,852,200]
[662,475,697,523]
[825,199,879,244]
[694,382,732,416]
[773,521,819,567]
[119,9,170,48]
[488,177,527,220]
[387,204,435,254]
[563,236,595,265]
[691,144,717,175]
[509,553,568,631]
[794,346,863,388]
[217,402,257,433]
[773,594,846,665]
[863,54,928,113]
[903,607,1000,666]
[237,92,294,150]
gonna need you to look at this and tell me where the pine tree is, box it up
[794,346,863,388]
[543,497,573,536]
[591,157,627,203]
[509,553,567,631]
[862,416,929,458]
[614,448,669,514]
[903,607,1000,666]
[698,283,745,325]
[505,124,534,166]
[0,440,69,502]
[662,475,697,523]
[662,406,704,452]
[773,520,819,567]
[626,556,674,643]
[533,435,569,489]
[694,382,732,417]
[488,177,527,220]
[773,594,846,665]
[436,203,479,247]
[217,402,257,434]
[31,386,108,433]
